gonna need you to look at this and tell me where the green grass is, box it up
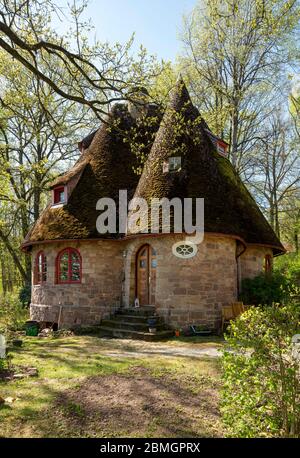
[0,335,223,438]
[163,335,225,346]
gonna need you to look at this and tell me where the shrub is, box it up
[239,272,295,306]
[0,357,6,372]
[274,253,300,287]
[221,304,300,437]
[18,284,32,307]
[0,292,29,336]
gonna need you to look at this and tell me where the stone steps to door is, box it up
[101,319,166,332]
[98,326,174,341]
[116,306,157,317]
[112,314,162,323]
[96,305,174,341]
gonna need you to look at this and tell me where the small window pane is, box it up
[140,259,146,268]
[71,252,79,262]
[35,251,47,284]
[151,259,157,268]
[71,270,80,281]
[169,156,181,171]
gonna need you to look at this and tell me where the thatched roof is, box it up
[22,80,285,255]
[23,103,162,244]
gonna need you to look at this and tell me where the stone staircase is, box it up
[98,305,174,341]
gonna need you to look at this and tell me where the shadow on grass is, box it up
[1,336,223,438]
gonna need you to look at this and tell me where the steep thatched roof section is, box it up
[23,80,284,254]
[129,78,284,254]
[24,103,162,244]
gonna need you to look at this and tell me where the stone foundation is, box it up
[30,303,117,327]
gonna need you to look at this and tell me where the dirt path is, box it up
[49,366,223,437]
[99,338,223,359]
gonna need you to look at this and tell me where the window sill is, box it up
[51,203,65,209]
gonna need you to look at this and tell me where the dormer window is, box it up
[163,156,181,173]
[216,140,228,158]
[53,186,65,205]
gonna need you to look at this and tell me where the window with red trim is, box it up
[216,140,228,157]
[34,251,47,284]
[56,248,81,283]
[264,254,272,274]
[53,186,65,204]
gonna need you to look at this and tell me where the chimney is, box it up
[127,86,149,120]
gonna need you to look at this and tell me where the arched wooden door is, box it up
[136,245,156,305]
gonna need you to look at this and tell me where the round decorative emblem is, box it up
[172,241,198,259]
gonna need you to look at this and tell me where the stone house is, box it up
[21,80,285,331]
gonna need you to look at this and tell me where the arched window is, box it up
[264,254,272,274]
[56,248,81,284]
[34,251,47,284]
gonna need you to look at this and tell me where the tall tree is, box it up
[244,112,300,238]
[0,50,94,284]
[0,0,162,119]
[179,0,300,172]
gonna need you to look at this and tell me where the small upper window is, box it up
[53,186,65,205]
[34,251,47,284]
[163,157,181,173]
[216,141,228,158]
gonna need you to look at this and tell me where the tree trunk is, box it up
[0,228,28,283]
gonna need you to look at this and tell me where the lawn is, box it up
[0,335,224,438]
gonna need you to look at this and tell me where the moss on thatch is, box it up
[23,103,162,244]
[23,80,284,254]
[130,78,284,254]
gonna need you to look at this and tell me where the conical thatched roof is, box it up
[23,103,162,243]
[129,78,284,253]
[22,80,284,255]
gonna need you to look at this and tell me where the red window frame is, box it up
[34,250,47,284]
[56,247,82,284]
[216,140,228,157]
[264,254,272,274]
[53,186,65,204]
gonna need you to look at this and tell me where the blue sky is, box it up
[55,0,197,61]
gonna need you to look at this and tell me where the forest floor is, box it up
[0,335,224,438]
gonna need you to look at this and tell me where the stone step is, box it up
[97,326,174,342]
[101,319,165,331]
[116,307,157,317]
[112,314,163,323]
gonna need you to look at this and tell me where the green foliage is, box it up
[0,356,8,372]
[18,284,32,307]
[221,304,300,437]
[239,272,295,305]
[0,292,29,336]
[274,253,300,287]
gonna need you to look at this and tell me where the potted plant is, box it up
[147,318,157,334]
[190,324,212,336]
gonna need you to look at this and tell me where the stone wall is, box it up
[30,235,273,331]
[123,234,239,330]
[239,246,273,280]
[30,240,124,327]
